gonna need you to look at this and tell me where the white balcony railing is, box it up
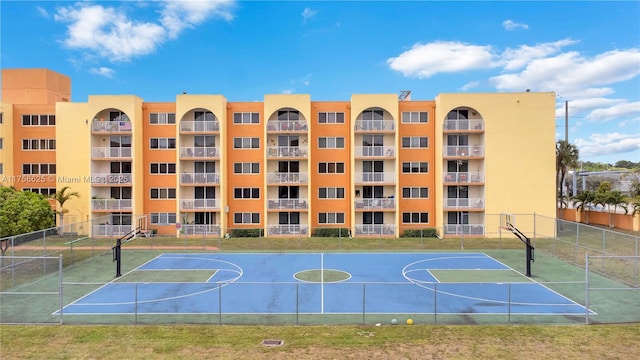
[180,224,221,236]
[92,224,131,236]
[443,145,484,157]
[266,120,308,132]
[268,224,308,236]
[180,147,220,159]
[92,147,132,159]
[444,224,485,235]
[444,197,485,209]
[354,146,396,157]
[91,173,132,185]
[91,199,132,211]
[444,172,485,183]
[444,119,484,131]
[91,121,132,133]
[267,198,308,210]
[354,120,395,131]
[180,121,220,132]
[355,172,395,183]
[180,173,220,185]
[267,146,308,158]
[180,199,220,210]
[267,172,308,184]
[354,198,395,210]
[354,224,395,235]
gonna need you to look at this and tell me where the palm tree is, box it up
[51,186,80,236]
[598,190,628,228]
[556,140,579,218]
[631,201,640,216]
[572,190,596,224]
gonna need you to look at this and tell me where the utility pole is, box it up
[565,100,569,143]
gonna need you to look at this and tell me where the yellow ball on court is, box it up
[406,318,413,325]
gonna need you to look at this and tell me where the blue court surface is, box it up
[58,253,593,316]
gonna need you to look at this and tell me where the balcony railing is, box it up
[354,146,396,157]
[267,198,308,210]
[92,173,132,185]
[92,224,131,236]
[354,224,395,235]
[267,120,308,132]
[267,146,308,158]
[180,147,220,159]
[267,172,308,185]
[355,172,395,183]
[444,119,484,131]
[180,121,220,133]
[444,172,485,183]
[92,147,132,159]
[91,199,132,211]
[267,224,308,236]
[180,224,221,236]
[444,197,485,209]
[180,199,220,210]
[354,198,395,210]
[180,173,220,185]
[443,145,484,157]
[91,121,132,133]
[354,120,395,132]
[444,224,485,235]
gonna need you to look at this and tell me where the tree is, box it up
[0,187,55,238]
[556,140,580,216]
[631,201,640,216]
[572,190,596,224]
[51,186,80,236]
[597,190,628,228]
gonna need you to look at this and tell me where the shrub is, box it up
[401,228,438,238]
[313,228,351,237]
[230,228,264,237]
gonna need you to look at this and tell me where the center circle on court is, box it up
[294,269,351,283]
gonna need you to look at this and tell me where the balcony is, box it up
[444,172,484,183]
[267,146,308,158]
[267,172,308,185]
[354,120,395,132]
[354,146,396,158]
[92,224,131,237]
[443,119,484,131]
[180,173,220,185]
[355,172,395,184]
[181,224,221,236]
[266,120,308,132]
[180,121,220,133]
[91,173,132,185]
[180,147,220,159]
[91,121,131,133]
[444,224,485,235]
[354,224,395,235]
[180,199,220,210]
[92,147,132,159]
[267,224,308,236]
[444,197,484,209]
[91,199,132,211]
[443,145,484,158]
[267,198,308,210]
[354,197,395,210]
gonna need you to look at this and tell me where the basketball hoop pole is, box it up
[113,238,122,277]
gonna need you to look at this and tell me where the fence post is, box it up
[59,255,64,325]
[585,253,590,325]
[362,283,366,326]
[434,282,438,324]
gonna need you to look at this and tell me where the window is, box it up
[233,137,259,149]
[234,212,260,224]
[22,139,56,150]
[401,137,428,148]
[401,111,428,123]
[150,188,176,199]
[402,162,428,173]
[150,163,176,174]
[362,110,383,120]
[402,212,429,223]
[402,187,429,198]
[318,162,345,174]
[318,137,345,149]
[194,111,216,122]
[23,188,56,196]
[233,162,260,174]
[150,212,177,225]
[318,112,345,124]
[111,213,132,225]
[278,110,299,121]
[234,187,260,199]
[0,138,2,149]
[319,212,345,224]
[149,113,176,124]
[279,212,300,225]
[110,162,132,174]
[233,112,260,124]
[22,114,55,126]
[0,112,3,124]
[0,164,3,174]
[22,163,56,174]
[110,187,132,199]
[319,187,345,199]
[362,212,384,224]
[150,137,176,149]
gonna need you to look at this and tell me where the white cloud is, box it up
[502,20,529,31]
[387,41,496,78]
[89,67,116,78]
[161,0,235,38]
[36,6,50,18]
[302,7,318,22]
[460,81,479,91]
[574,132,640,156]
[500,39,577,71]
[586,101,640,122]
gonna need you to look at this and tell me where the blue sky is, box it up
[1,0,639,164]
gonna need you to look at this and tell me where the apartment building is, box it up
[1,68,557,238]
